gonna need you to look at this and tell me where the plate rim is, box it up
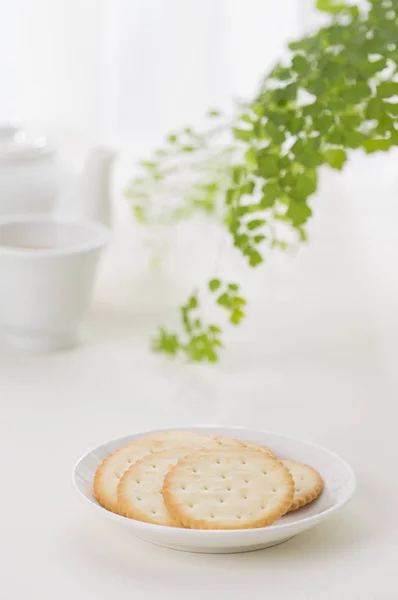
[72,425,356,537]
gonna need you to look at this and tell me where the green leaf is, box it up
[247,219,266,231]
[278,155,291,169]
[208,279,221,292]
[329,98,352,114]
[344,130,367,149]
[233,127,252,142]
[281,170,297,190]
[183,333,221,363]
[377,82,398,98]
[167,134,177,143]
[348,5,359,17]
[366,97,385,120]
[260,182,280,208]
[226,188,239,206]
[152,328,179,356]
[375,114,394,135]
[305,79,328,97]
[132,205,146,223]
[256,153,279,177]
[362,57,387,77]
[291,173,318,200]
[286,115,305,134]
[234,296,247,306]
[264,120,286,144]
[313,112,334,132]
[209,325,222,334]
[286,202,312,226]
[253,120,266,139]
[207,349,218,363]
[217,293,231,308]
[269,65,293,81]
[247,248,263,267]
[244,147,257,171]
[321,61,344,82]
[234,233,249,249]
[340,114,362,130]
[247,203,263,213]
[263,109,292,126]
[316,0,346,14]
[385,102,398,116]
[230,309,245,325]
[362,138,393,153]
[187,295,198,310]
[274,83,298,105]
[363,36,386,55]
[327,125,345,145]
[271,240,289,250]
[241,180,255,195]
[291,54,309,75]
[227,283,239,292]
[340,82,370,104]
[288,35,320,53]
[252,104,265,117]
[140,161,157,169]
[324,148,347,170]
[296,148,324,168]
[254,234,266,243]
[302,102,323,119]
[295,135,320,152]
[232,167,245,185]
[208,109,221,117]
[236,206,249,217]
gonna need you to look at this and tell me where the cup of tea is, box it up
[0,215,110,351]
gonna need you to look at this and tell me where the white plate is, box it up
[73,426,356,554]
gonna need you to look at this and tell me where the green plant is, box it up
[126,0,398,362]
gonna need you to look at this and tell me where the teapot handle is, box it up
[55,146,116,229]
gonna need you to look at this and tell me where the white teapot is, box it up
[0,124,116,351]
[0,124,115,227]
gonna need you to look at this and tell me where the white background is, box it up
[0,0,311,139]
[1,1,398,598]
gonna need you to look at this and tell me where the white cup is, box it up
[0,215,110,351]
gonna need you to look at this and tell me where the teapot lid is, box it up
[0,124,54,163]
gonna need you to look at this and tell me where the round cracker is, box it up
[93,430,223,513]
[142,430,219,447]
[117,447,193,526]
[210,435,275,457]
[162,448,294,530]
[281,459,323,511]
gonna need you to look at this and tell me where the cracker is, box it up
[210,435,275,457]
[93,430,222,513]
[117,447,192,526]
[94,439,164,513]
[281,459,323,511]
[143,430,219,447]
[162,448,294,529]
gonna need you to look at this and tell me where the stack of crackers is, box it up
[94,430,323,530]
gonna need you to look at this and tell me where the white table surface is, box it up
[1,148,398,599]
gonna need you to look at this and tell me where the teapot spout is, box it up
[75,146,116,228]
